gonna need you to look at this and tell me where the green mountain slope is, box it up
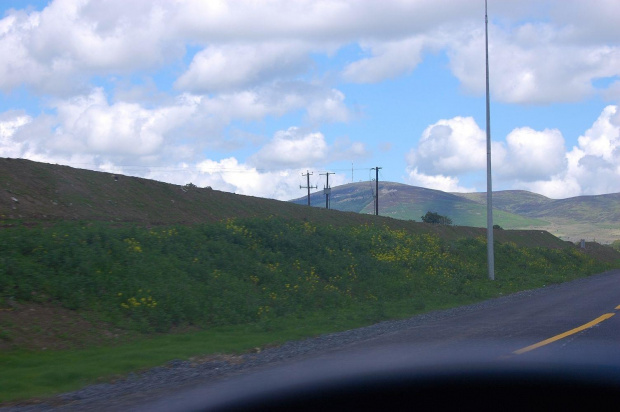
[455,190,620,243]
[455,190,620,223]
[292,182,548,229]
[454,190,553,216]
[291,182,620,244]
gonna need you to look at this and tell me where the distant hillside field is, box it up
[290,181,620,244]
[455,191,620,244]
[292,182,547,229]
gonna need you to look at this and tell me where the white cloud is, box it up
[305,88,350,123]
[564,105,620,195]
[405,116,491,192]
[250,127,328,169]
[0,88,203,164]
[447,21,620,104]
[172,0,475,45]
[0,111,32,157]
[1,82,354,171]
[0,0,180,95]
[577,105,620,159]
[249,126,366,170]
[548,0,620,42]
[2,0,619,105]
[496,127,566,182]
[193,82,351,126]
[144,157,332,201]
[403,112,615,198]
[406,167,474,193]
[4,0,620,201]
[342,36,429,83]
[175,42,311,93]
[407,116,487,176]
[499,105,620,198]
[51,88,196,158]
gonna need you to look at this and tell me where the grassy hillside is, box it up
[1,158,620,404]
[0,157,342,225]
[0,158,564,245]
[291,182,549,229]
[2,217,616,342]
[456,190,620,243]
[291,180,620,244]
[6,158,617,244]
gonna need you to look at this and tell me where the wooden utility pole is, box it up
[320,172,335,209]
[300,170,317,206]
[371,167,381,215]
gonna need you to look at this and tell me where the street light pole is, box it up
[485,0,495,280]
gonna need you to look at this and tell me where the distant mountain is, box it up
[291,182,547,229]
[291,182,620,244]
[456,190,620,224]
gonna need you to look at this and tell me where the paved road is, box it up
[138,269,620,411]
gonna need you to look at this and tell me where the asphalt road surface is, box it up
[138,269,620,411]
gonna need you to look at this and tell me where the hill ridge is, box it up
[2,157,619,244]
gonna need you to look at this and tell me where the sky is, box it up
[1,0,619,201]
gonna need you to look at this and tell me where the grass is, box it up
[0,309,410,403]
[2,218,611,333]
[0,297,499,403]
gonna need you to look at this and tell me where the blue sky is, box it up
[1,0,619,200]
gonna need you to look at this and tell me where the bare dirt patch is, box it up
[0,301,136,351]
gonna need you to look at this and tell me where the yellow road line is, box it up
[513,313,615,355]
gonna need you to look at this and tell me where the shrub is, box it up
[421,211,452,225]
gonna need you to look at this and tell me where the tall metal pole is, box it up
[485,0,495,280]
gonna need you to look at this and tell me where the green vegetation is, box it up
[421,211,453,225]
[1,159,619,404]
[292,182,549,229]
[1,216,617,403]
[2,217,611,335]
[0,316,366,403]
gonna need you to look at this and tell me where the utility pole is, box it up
[485,0,495,280]
[371,167,381,215]
[320,172,335,209]
[300,170,317,206]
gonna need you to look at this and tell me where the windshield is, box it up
[1,1,620,411]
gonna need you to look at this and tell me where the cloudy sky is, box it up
[1,0,619,200]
